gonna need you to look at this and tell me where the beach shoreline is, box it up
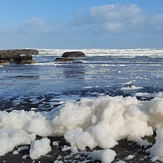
[0,134,155,163]
[1,52,163,162]
[0,97,157,163]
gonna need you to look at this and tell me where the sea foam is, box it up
[38,48,163,57]
[1,95,163,161]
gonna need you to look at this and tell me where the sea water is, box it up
[1,48,163,162]
[1,49,163,109]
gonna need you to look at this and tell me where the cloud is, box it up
[70,4,144,32]
[89,4,142,23]
[0,18,46,49]
[0,18,44,36]
[1,4,163,37]
[149,14,163,32]
[69,4,163,35]
[0,4,163,48]
[18,18,44,34]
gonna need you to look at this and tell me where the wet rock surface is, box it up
[62,51,86,58]
[55,57,75,63]
[0,49,38,64]
[54,51,85,63]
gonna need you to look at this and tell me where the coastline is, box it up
[1,51,163,162]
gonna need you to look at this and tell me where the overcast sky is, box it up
[0,0,163,49]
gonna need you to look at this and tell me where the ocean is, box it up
[1,48,163,111]
[1,48,163,162]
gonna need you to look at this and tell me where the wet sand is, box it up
[0,135,157,163]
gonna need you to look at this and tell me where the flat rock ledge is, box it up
[55,58,75,63]
[55,51,86,63]
[0,49,39,64]
[62,51,86,58]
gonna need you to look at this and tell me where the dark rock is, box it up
[55,58,75,63]
[14,54,36,64]
[62,51,86,58]
[0,49,38,64]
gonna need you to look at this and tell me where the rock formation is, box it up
[0,49,38,64]
[62,51,86,58]
[55,58,75,63]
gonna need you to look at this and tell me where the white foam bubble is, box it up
[29,137,51,160]
[135,92,150,97]
[88,149,116,163]
[1,95,163,161]
[125,154,135,160]
[121,85,142,90]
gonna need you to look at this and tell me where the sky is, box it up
[0,0,163,49]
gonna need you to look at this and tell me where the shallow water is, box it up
[1,54,163,111]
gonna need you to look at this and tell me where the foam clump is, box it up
[64,127,97,150]
[88,149,116,163]
[1,95,163,161]
[0,128,35,156]
[147,129,163,161]
[29,138,51,159]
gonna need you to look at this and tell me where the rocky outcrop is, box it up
[55,58,75,63]
[0,49,38,64]
[62,51,86,58]
[55,51,86,63]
